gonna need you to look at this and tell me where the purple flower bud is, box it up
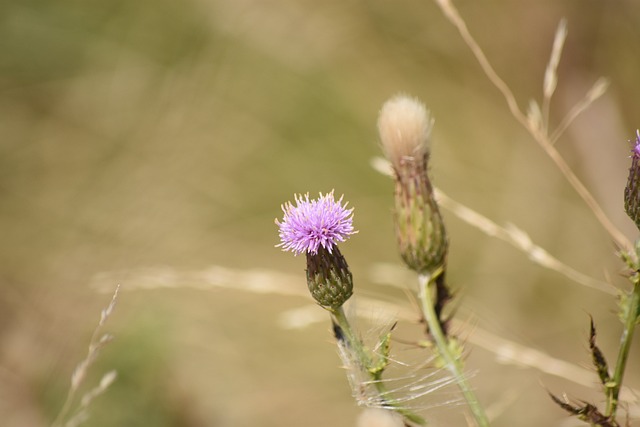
[625,130,640,230]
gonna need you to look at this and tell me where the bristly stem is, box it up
[418,272,490,427]
[606,279,640,419]
[330,306,427,426]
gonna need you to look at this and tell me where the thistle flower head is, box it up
[276,191,356,256]
[377,95,434,171]
[624,130,640,230]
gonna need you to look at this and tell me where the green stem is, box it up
[606,280,640,419]
[418,273,490,427]
[331,307,371,369]
[330,307,426,426]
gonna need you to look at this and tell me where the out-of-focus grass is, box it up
[1,1,640,426]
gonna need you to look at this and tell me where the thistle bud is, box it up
[625,130,640,230]
[378,95,448,274]
[306,246,353,310]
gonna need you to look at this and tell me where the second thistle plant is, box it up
[378,94,490,427]
[624,131,640,231]
[549,131,640,426]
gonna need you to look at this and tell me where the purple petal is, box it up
[276,191,357,255]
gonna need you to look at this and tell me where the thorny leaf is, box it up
[618,247,639,273]
[589,317,611,387]
[434,272,452,336]
[618,293,640,326]
[369,323,395,379]
[549,392,618,427]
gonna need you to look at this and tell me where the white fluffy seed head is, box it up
[356,408,405,427]
[377,94,433,170]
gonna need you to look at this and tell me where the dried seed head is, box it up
[377,95,434,171]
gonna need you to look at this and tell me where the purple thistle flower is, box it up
[276,191,356,255]
[625,130,640,230]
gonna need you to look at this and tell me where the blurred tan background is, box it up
[2,0,640,426]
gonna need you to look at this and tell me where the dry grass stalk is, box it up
[51,286,120,427]
[370,157,611,293]
[433,188,614,295]
[432,0,631,254]
[93,266,605,390]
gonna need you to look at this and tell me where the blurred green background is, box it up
[2,0,640,426]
